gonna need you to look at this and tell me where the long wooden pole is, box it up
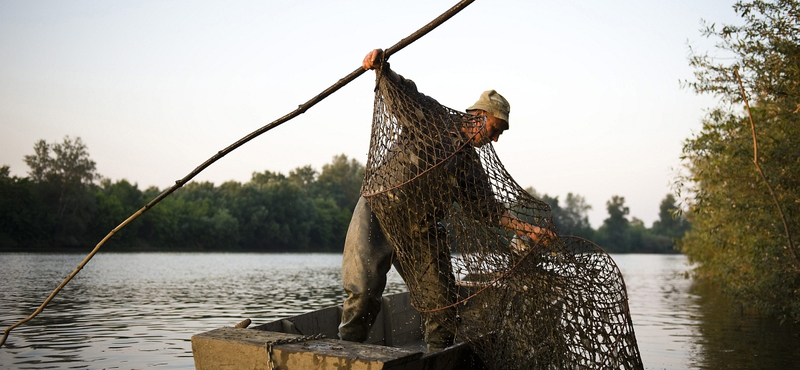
[0,0,476,348]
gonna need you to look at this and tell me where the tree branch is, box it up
[734,68,799,270]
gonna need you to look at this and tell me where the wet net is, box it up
[361,63,644,370]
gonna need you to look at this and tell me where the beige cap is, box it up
[466,90,510,122]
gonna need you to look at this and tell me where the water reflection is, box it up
[1,253,797,369]
[690,280,800,370]
[612,254,703,370]
[613,254,800,370]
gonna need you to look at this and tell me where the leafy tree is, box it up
[525,187,594,239]
[538,192,563,222]
[289,165,318,191]
[561,193,595,239]
[652,194,690,240]
[0,166,47,249]
[314,154,364,212]
[309,196,351,251]
[628,217,646,252]
[22,136,99,248]
[523,186,541,199]
[24,136,98,185]
[639,231,674,254]
[597,195,631,252]
[680,0,800,322]
[592,195,680,254]
[90,179,146,248]
[623,217,674,254]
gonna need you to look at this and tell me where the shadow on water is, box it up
[689,280,800,370]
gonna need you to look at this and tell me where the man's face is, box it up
[464,111,509,147]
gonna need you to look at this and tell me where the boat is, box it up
[191,292,486,370]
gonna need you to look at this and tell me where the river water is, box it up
[0,253,798,369]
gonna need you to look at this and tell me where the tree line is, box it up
[1,138,363,252]
[1,136,689,253]
[528,188,688,254]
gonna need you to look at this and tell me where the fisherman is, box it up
[339,49,553,351]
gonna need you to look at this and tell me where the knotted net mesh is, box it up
[361,64,644,370]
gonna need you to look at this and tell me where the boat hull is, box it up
[191,292,486,370]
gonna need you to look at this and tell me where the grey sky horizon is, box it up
[0,0,743,228]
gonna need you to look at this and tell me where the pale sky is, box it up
[0,0,743,228]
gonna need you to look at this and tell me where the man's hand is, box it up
[501,211,557,249]
[362,49,383,70]
[362,48,400,83]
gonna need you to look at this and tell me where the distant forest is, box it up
[0,136,688,253]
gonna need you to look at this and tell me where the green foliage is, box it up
[593,195,680,253]
[532,189,595,239]
[0,146,363,252]
[680,0,800,322]
[597,196,631,252]
[21,136,99,248]
[24,136,98,185]
[525,188,680,253]
[312,154,365,211]
[560,193,595,239]
[89,179,146,247]
[0,166,48,249]
[652,194,691,240]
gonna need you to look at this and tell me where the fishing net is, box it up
[361,63,644,370]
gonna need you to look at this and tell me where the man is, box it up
[339,49,553,351]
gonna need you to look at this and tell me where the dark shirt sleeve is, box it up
[397,74,440,107]
[450,147,506,221]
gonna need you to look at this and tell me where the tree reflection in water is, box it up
[690,280,800,370]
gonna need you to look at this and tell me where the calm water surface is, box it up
[0,253,798,369]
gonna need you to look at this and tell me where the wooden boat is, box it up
[191,292,486,370]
